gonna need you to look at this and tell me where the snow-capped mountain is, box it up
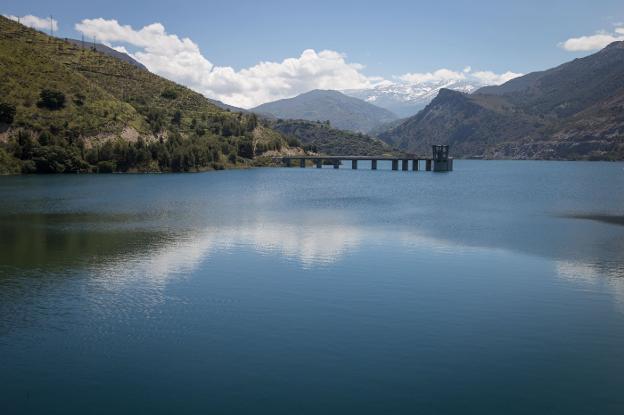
[343,79,487,118]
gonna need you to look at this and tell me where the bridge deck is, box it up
[274,151,453,172]
[281,155,431,161]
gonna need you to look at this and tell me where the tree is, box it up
[246,113,258,132]
[146,109,164,133]
[11,130,35,160]
[172,110,182,126]
[237,138,254,159]
[0,102,16,124]
[37,89,66,110]
[32,146,87,173]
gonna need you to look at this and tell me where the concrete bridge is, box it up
[279,145,453,172]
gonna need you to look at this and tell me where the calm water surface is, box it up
[1,160,624,414]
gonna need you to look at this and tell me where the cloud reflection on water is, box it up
[89,214,624,315]
[556,260,624,312]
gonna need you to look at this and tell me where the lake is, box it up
[1,160,624,414]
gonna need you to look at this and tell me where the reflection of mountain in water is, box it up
[2,206,623,296]
[2,162,624,318]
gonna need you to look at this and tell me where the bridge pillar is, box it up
[402,159,409,171]
[432,145,452,172]
[371,160,377,170]
[316,159,322,168]
[433,159,453,172]
[300,159,306,168]
[392,160,398,170]
[284,158,291,167]
[425,159,432,171]
[412,160,419,171]
[352,160,358,169]
[334,161,339,169]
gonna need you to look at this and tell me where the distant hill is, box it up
[271,119,396,156]
[252,89,398,133]
[0,16,297,174]
[378,42,624,160]
[65,38,148,70]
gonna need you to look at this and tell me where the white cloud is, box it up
[560,27,624,51]
[111,45,130,55]
[202,49,378,108]
[4,14,58,32]
[75,18,376,108]
[399,68,466,83]
[75,18,214,91]
[74,17,522,107]
[397,67,521,87]
[471,70,523,85]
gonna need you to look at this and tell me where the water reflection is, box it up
[556,259,624,312]
[2,162,624,322]
[2,208,624,293]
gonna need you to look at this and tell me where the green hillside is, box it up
[271,119,397,156]
[0,16,295,173]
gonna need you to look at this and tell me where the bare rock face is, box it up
[378,42,624,160]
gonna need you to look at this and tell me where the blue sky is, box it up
[3,0,624,107]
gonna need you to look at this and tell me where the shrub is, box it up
[38,131,51,146]
[37,89,66,110]
[97,160,116,173]
[0,102,16,124]
[0,147,21,174]
[73,93,86,106]
[160,89,178,100]
[286,136,301,147]
[20,160,37,174]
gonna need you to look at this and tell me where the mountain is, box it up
[64,38,148,70]
[344,79,486,118]
[368,117,408,137]
[65,38,252,115]
[270,119,396,156]
[0,16,297,174]
[252,89,398,133]
[378,42,624,160]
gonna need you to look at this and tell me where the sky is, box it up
[3,0,624,108]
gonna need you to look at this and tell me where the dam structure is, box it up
[280,145,453,172]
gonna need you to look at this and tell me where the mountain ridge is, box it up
[378,42,624,160]
[64,38,148,71]
[252,89,398,133]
